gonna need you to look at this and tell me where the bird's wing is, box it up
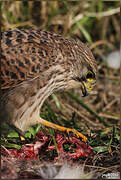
[1,29,57,89]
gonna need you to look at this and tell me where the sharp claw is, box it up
[66,128,88,143]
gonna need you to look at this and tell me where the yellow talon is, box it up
[40,119,88,143]
[66,128,87,142]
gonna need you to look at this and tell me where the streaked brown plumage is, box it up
[1,29,97,142]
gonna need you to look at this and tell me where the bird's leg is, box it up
[39,118,87,143]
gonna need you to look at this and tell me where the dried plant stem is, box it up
[66,91,109,126]
[86,7,120,17]
[64,103,101,127]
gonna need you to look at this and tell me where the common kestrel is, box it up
[1,29,97,142]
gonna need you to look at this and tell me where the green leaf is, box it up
[1,142,21,150]
[35,124,41,134]
[93,146,108,153]
[100,127,112,137]
[7,131,19,138]
[49,129,59,154]
[116,134,120,141]
[25,131,32,139]
[51,94,62,110]
[113,127,120,142]
[98,0,103,12]
[76,22,93,44]
[25,126,36,138]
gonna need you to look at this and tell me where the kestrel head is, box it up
[61,38,97,96]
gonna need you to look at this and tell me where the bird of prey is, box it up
[1,29,97,142]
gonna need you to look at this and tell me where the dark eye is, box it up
[86,71,95,79]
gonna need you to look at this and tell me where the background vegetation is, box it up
[1,0,120,179]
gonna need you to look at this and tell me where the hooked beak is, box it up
[81,81,94,97]
[81,81,88,97]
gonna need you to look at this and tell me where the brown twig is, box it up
[90,40,114,50]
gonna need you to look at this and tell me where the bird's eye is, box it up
[86,71,95,81]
